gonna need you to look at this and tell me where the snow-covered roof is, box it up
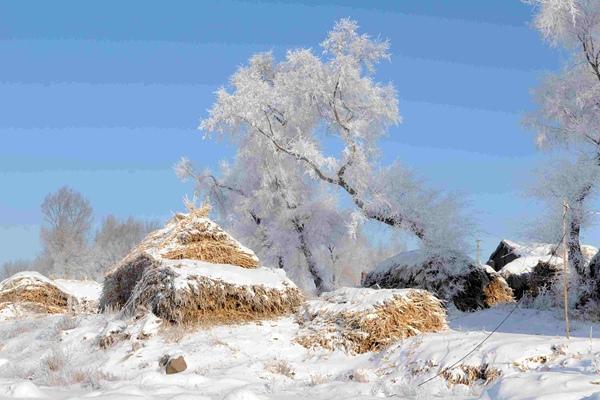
[500,255,562,277]
[500,240,556,259]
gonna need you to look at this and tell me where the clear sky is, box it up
[1,0,594,265]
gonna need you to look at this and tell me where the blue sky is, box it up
[0,0,591,264]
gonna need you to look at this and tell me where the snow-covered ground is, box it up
[2,305,600,399]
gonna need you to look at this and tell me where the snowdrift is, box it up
[0,271,101,318]
[100,205,303,324]
[296,287,447,354]
[362,250,513,311]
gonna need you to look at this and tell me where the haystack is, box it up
[482,268,514,307]
[296,287,447,354]
[100,204,303,324]
[0,271,74,316]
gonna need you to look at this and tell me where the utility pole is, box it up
[476,239,482,266]
[563,201,571,340]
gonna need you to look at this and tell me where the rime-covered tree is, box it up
[40,186,94,278]
[37,186,157,280]
[525,0,600,275]
[200,19,469,265]
[176,152,359,293]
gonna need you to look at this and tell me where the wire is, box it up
[415,231,567,388]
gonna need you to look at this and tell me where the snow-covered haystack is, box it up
[121,260,303,324]
[100,205,303,324]
[100,204,260,310]
[362,250,513,311]
[482,266,514,307]
[296,287,446,354]
[0,272,75,316]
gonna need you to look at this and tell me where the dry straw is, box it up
[483,276,514,307]
[121,266,303,325]
[0,275,72,314]
[297,289,447,354]
[440,364,501,386]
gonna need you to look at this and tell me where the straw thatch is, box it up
[100,205,303,324]
[483,275,514,306]
[296,287,447,354]
[120,262,303,325]
[0,272,74,315]
[100,204,260,311]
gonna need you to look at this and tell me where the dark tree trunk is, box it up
[293,218,331,294]
[569,183,592,278]
[568,217,585,277]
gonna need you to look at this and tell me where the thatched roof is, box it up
[100,206,303,324]
[296,287,447,354]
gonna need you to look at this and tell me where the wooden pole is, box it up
[563,201,570,340]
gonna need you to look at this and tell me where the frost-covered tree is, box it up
[525,157,599,264]
[200,19,469,263]
[176,152,360,293]
[40,186,94,278]
[37,186,156,280]
[525,0,600,274]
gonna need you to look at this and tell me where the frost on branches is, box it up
[195,19,470,291]
[525,0,600,280]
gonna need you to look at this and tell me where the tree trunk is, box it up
[293,218,332,294]
[568,216,585,277]
[569,183,593,278]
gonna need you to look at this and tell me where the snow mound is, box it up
[223,389,264,400]
[297,287,446,354]
[53,279,102,302]
[1,381,45,398]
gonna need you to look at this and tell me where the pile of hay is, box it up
[481,266,514,307]
[296,287,447,354]
[100,204,303,324]
[0,271,74,316]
